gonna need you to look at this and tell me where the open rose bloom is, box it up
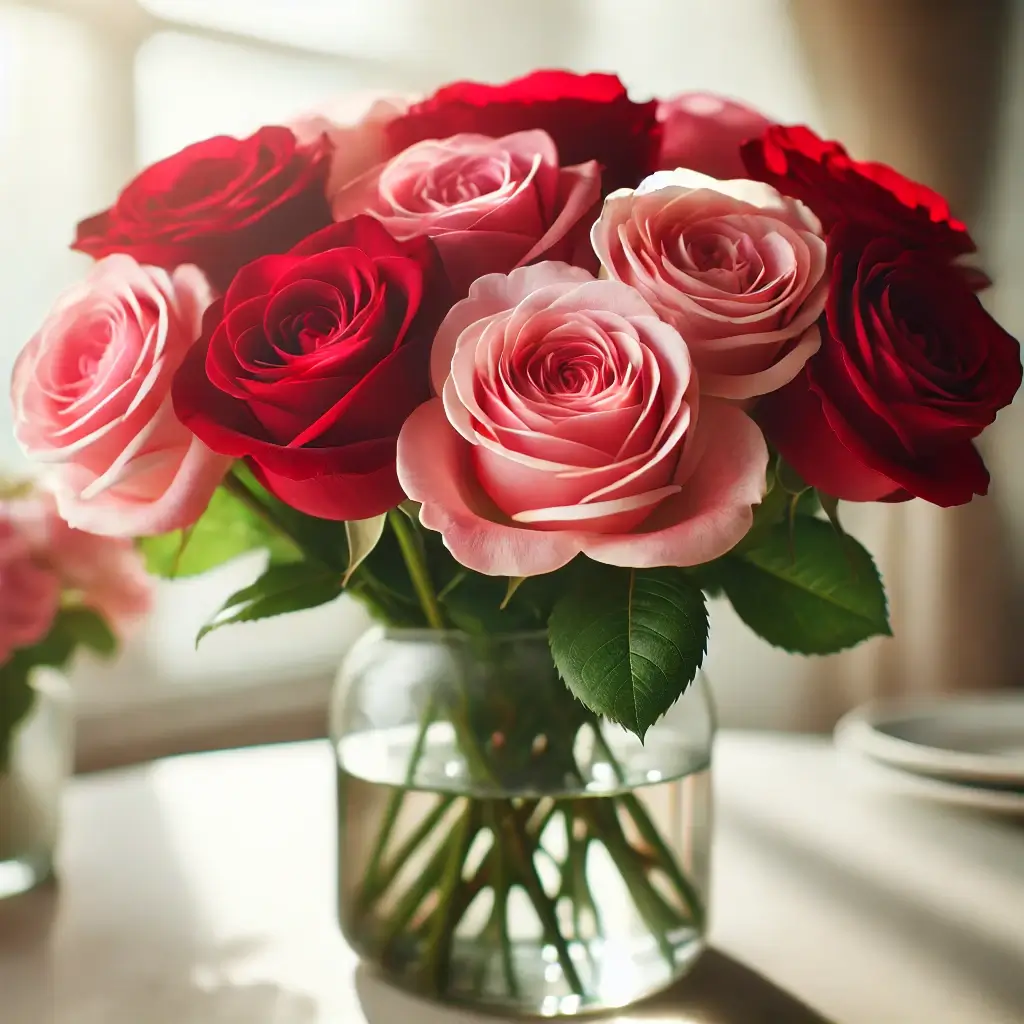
[398,264,767,576]
[8,68,1020,1011]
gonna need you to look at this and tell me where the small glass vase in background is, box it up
[0,670,73,900]
[331,629,714,1017]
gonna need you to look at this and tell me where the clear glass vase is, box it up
[0,670,73,900]
[331,628,714,1017]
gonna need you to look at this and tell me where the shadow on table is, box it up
[355,949,830,1023]
[723,801,1024,1015]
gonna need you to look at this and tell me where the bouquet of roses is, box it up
[9,71,1019,1010]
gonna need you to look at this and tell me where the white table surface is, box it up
[1,734,1022,1024]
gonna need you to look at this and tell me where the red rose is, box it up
[758,227,1021,507]
[657,93,771,179]
[73,127,333,292]
[385,70,660,193]
[172,217,449,520]
[741,125,975,258]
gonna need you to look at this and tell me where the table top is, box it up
[1,733,1022,1024]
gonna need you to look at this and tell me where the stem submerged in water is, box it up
[345,514,705,1006]
[352,731,706,1006]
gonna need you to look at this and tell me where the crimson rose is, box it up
[742,125,975,259]
[758,227,1021,507]
[73,127,333,292]
[172,217,449,520]
[384,70,660,193]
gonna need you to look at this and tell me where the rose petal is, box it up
[397,400,582,576]
[581,400,767,567]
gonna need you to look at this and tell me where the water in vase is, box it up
[336,724,711,1015]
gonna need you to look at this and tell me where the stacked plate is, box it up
[834,693,1024,816]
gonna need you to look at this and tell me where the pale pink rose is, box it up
[657,93,772,179]
[290,93,411,197]
[6,493,152,637]
[11,256,231,537]
[0,512,59,665]
[397,262,768,577]
[592,168,828,400]
[330,130,601,294]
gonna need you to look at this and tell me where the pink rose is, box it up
[3,493,152,646]
[290,93,411,196]
[0,512,59,666]
[397,262,768,577]
[592,169,827,400]
[11,256,231,537]
[7,494,152,635]
[657,93,772,179]
[329,130,601,294]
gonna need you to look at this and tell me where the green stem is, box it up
[422,800,547,934]
[495,806,586,997]
[564,803,602,941]
[592,727,706,930]
[387,510,446,629]
[357,698,438,913]
[358,513,448,929]
[376,799,472,958]
[619,792,706,930]
[421,803,481,992]
[360,793,456,911]
[583,800,682,968]
[487,802,520,1000]
[222,469,313,560]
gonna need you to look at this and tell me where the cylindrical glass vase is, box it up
[331,628,713,1017]
[0,670,73,900]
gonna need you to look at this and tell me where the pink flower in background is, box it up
[657,93,771,179]
[329,130,601,294]
[7,494,152,636]
[397,262,768,577]
[592,169,827,400]
[290,93,411,197]
[0,513,60,666]
[11,256,231,538]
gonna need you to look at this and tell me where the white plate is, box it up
[835,693,1024,787]
[838,748,1024,817]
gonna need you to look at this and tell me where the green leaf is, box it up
[795,488,822,517]
[53,607,117,658]
[775,455,810,496]
[228,465,349,573]
[398,499,422,521]
[343,515,386,585]
[0,656,35,771]
[0,606,118,767]
[138,486,299,578]
[718,516,890,654]
[21,606,118,671]
[817,491,844,536]
[735,468,788,553]
[500,576,526,610]
[549,565,709,740]
[197,561,343,645]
